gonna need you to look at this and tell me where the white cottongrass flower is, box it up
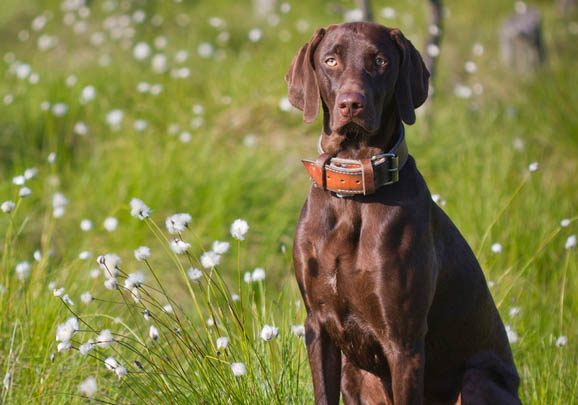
[175,49,188,63]
[555,335,567,347]
[48,281,57,290]
[79,339,95,355]
[106,109,124,129]
[47,152,57,163]
[212,240,230,254]
[124,272,145,289]
[15,261,31,280]
[192,104,204,114]
[96,329,114,348]
[473,42,484,56]
[464,61,477,73]
[260,325,279,341]
[231,293,240,302]
[515,1,527,14]
[206,318,215,327]
[243,272,252,283]
[151,53,167,73]
[3,372,11,390]
[528,162,539,172]
[33,250,42,262]
[53,287,65,297]
[134,246,151,261]
[344,9,363,22]
[52,193,68,218]
[103,216,118,232]
[80,292,93,304]
[134,119,148,132]
[150,84,163,95]
[62,294,74,306]
[57,341,72,352]
[505,325,518,344]
[154,36,167,49]
[454,84,472,99]
[251,267,266,281]
[163,304,173,313]
[97,254,120,278]
[149,325,159,341]
[248,28,263,42]
[52,103,68,117]
[560,218,570,227]
[115,366,128,379]
[24,167,37,179]
[216,336,229,350]
[104,357,118,370]
[142,309,151,321]
[56,317,79,342]
[14,63,31,79]
[78,376,97,397]
[179,131,192,143]
[12,175,26,186]
[230,362,246,376]
[197,42,214,58]
[201,251,220,268]
[18,187,31,198]
[78,251,91,260]
[1,201,15,213]
[565,235,576,249]
[74,122,88,136]
[104,277,117,290]
[230,219,249,240]
[130,287,141,303]
[509,307,521,318]
[491,243,503,254]
[291,325,305,337]
[381,6,396,18]
[80,85,96,103]
[426,43,440,58]
[80,219,93,231]
[170,239,190,255]
[90,268,100,278]
[279,96,293,111]
[133,42,151,60]
[130,198,151,219]
[165,213,192,234]
[187,267,203,282]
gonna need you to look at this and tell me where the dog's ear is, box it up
[285,28,326,124]
[390,29,430,125]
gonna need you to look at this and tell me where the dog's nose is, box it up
[337,92,365,117]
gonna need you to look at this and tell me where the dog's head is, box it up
[285,22,429,137]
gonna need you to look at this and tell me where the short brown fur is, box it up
[288,22,521,405]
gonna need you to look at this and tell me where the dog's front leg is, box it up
[386,338,425,405]
[305,316,342,405]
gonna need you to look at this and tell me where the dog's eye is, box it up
[375,57,386,66]
[325,57,337,67]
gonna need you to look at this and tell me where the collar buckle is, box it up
[372,153,399,185]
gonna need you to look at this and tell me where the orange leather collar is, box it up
[302,126,408,196]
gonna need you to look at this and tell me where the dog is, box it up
[287,22,521,405]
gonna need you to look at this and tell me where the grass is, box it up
[0,0,576,403]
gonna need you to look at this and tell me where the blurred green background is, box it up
[0,0,576,403]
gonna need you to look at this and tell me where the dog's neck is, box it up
[320,101,402,160]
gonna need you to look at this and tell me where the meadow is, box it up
[0,0,576,403]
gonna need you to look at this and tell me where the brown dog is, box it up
[287,22,521,405]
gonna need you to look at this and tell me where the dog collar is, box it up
[302,126,409,196]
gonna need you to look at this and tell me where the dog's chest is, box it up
[306,205,391,374]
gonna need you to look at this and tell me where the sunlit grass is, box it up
[0,0,577,403]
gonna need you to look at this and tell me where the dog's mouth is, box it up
[336,121,372,138]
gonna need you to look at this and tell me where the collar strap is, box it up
[302,126,408,196]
